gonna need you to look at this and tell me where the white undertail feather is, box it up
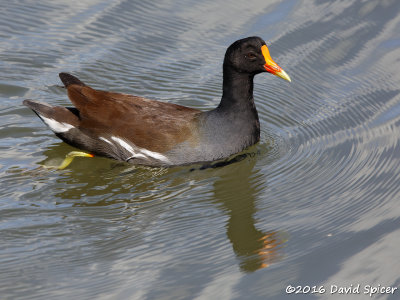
[40,115,74,133]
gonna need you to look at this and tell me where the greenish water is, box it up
[1,0,400,299]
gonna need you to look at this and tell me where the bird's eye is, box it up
[246,52,256,60]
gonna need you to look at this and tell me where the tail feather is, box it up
[59,72,85,87]
[23,99,80,133]
[23,99,97,154]
[23,99,53,116]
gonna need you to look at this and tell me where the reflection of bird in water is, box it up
[257,232,288,269]
[36,139,287,272]
[212,155,288,272]
[225,201,287,272]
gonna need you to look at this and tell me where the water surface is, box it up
[1,0,400,299]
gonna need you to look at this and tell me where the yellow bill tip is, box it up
[275,69,291,82]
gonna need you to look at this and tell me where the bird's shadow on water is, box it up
[36,142,287,273]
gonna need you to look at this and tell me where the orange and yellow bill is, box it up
[261,45,291,82]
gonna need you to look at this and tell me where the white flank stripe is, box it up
[129,153,147,160]
[99,137,113,145]
[40,116,74,133]
[140,148,170,162]
[108,136,171,163]
[111,136,135,155]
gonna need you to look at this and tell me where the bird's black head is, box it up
[224,36,291,81]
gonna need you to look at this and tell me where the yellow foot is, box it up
[57,151,94,170]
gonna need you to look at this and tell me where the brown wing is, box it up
[66,84,201,153]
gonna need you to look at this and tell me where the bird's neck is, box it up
[218,66,256,112]
[202,66,260,149]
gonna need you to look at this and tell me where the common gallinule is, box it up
[24,36,290,167]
